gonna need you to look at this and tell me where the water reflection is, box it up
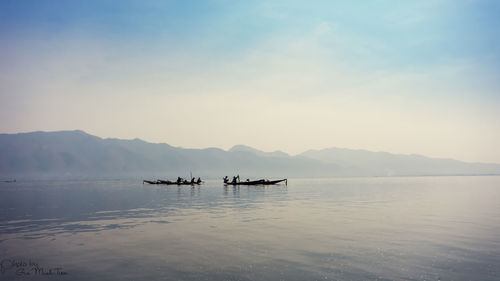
[224,185,240,197]
[0,180,289,240]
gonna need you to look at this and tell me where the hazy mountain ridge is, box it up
[299,148,500,177]
[1,130,499,179]
[229,145,290,158]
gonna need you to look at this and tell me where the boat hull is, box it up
[143,180,202,185]
[224,179,287,186]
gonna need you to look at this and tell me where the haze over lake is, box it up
[1,1,500,280]
[1,176,499,280]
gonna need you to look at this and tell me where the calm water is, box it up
[1,176,499,281]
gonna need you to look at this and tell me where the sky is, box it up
[1,0,499,163]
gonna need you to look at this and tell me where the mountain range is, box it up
[1,130,499,179]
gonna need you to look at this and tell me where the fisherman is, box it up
[232,176,237,184]
[177,177,183,184]
[223,176,229,183]
[196,177,201,184]
[190,177,195,184]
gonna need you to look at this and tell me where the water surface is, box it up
[1,176,499,280]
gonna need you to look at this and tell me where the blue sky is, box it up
[1,0,499,162]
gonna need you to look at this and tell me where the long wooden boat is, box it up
[264,179,287,185]
[159,180,202,185]
[224,178,287,186]
[143,180,159,184]
[2,179,16,183]
[224,179,264,185]
[143,179,202,185]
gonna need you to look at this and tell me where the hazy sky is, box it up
[1,0,499,163]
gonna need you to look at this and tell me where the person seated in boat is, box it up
[232,176,237,184]
[223,176,229,183]
[196,177,201,184]
[190,177,195,184]
[177,177,183,184]
[246,178,250,182]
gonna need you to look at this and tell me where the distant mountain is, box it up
[229,145,289,158]
[1,130,499,179]
[299,148,500,177]
[0,130,336,179]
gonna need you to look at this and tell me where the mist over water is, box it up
[1,176,499,280]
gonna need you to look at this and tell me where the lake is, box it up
[1,176,499,280]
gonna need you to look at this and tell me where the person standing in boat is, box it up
[231,175,240,184]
